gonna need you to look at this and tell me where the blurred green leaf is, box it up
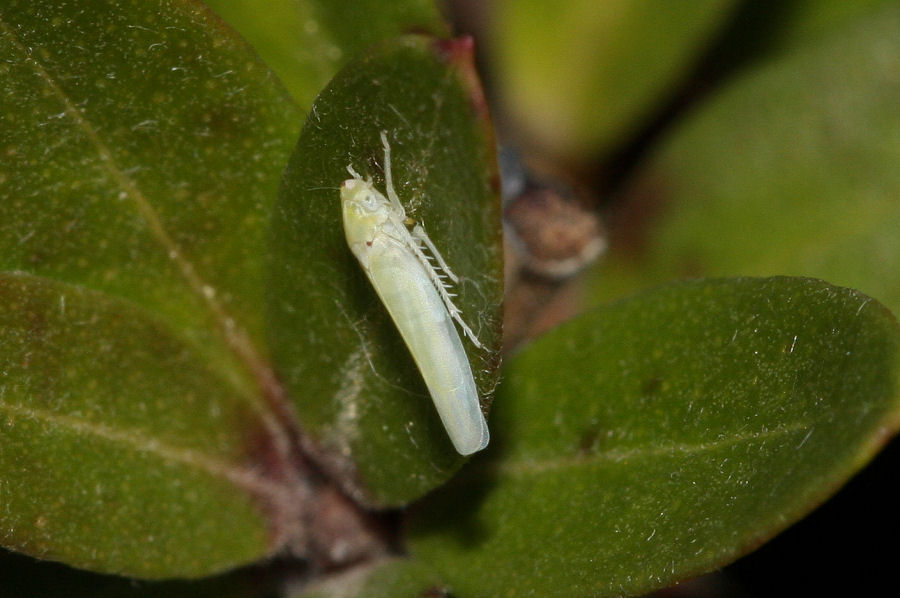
[408,277,900,597]
[594,4,900,315]
[204,0,448,110]
[686,0,893,85]
[269,35,502,506]
[773,0,894,46]
[1,0,303,577]
[723,0,894,62]
[491,0,738,159]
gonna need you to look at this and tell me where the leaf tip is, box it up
[433,36,475,62]
[432,36,492,129]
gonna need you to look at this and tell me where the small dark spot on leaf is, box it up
[420,585,452,598]
[27,250,47,266]
[577,425,601,456]
[642,375,663,397]
[195,104,246,139]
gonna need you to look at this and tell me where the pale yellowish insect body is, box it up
[340,132,489,455]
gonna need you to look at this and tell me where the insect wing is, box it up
[363,237,489,455]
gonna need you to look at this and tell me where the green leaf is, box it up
[720,0,895,60]
[269,35,503,506]
[0,547,279,598]
[594,4,900,315]
[1,0,303,577]
[204,0,448,110]
[490,0,739,159]
[0,0,301,358]
[0,274,275,578]
[408,277,900,597]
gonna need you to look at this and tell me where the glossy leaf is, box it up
[1,0,303,577]
[269,35,503,506]
[408,277,900,597]
[491,0,739,159]
[204,0,447,110]
[594,4,900,316]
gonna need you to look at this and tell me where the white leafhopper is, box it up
[340,132,489,456]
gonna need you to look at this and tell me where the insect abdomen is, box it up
[365,240,489,455]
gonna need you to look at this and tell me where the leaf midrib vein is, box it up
[0,18,238,363]
[0,17,299,493]
[487,422,811,477]
[0,398,289,501]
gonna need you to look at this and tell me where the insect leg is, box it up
[380,131,406,216]
[411,223,460,283]
[450,303,484,349]
[346,164,363,180]
[395,225,483,348]
[379,131,484,349]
